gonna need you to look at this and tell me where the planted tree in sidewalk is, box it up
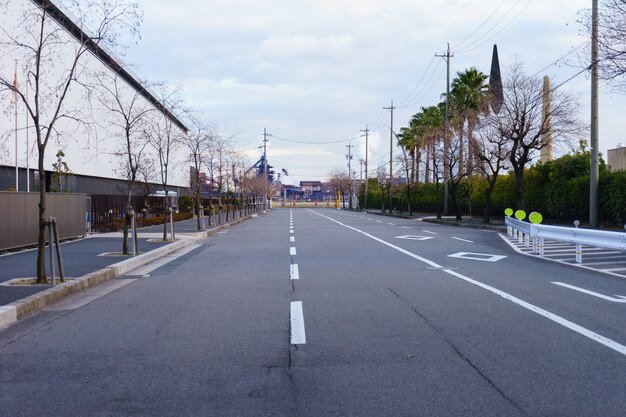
[90,72,154,254]
[0,0,141,283]
[181,117,216,230]
[144,85,186,241]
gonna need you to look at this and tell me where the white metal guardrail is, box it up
[505,215,626,263]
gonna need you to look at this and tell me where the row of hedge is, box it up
[361,152,626,227]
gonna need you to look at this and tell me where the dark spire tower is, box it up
[489,44,503,114]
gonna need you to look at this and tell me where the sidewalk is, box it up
[0,211,265,329]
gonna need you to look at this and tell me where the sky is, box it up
[3,0,624,185]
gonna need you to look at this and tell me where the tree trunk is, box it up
[514,168,525,210]
[425,143,431,183]
[483,176,498,224]
[36,154,48,284]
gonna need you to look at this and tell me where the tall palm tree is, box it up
[420,104,445,183]
[450,68,490,175]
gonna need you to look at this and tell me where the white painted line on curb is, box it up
[290,301,306,344]
[290,264,300,280]
[451,237,474,243]
[310,209,626,358]
[290,247,297,256]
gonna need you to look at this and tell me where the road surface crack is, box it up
[388,288,526,415]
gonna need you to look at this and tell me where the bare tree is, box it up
[327,169,350,208]
[180,117,215,230]
[90,72,153,254]
[144,85,186,241]
[474,115,511,223]
[500,63,584,210]
[580,0,626,90]
[0,0,141,283]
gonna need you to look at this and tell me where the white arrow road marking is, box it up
[552,282,626,303]
[308,209,626,358]
[290,301,306,344]
[290,247,297,256]
[290,264,300,280]
[395,235,434,241]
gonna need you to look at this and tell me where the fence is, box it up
[505,216,626,263]
[0,192,87,252]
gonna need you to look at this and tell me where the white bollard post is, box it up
[539,237,544,255]
[576,243,582,263]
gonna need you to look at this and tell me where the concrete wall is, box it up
[607,147,626,172]
[0,192,87,251]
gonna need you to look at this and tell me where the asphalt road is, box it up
[0,209,624,416]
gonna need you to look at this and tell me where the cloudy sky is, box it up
[4,0,625,185]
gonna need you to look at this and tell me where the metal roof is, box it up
[30,0,189,133]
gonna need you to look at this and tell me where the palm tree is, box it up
[450,68,490,176]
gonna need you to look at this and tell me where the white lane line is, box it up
[290,264,300,280]
[451,237,474,243]
[376,220,383,223]
[290,247,297,256]
[309,209,626,358]
[388,223,396,226]
[290,230,294,234]
[552,282,626,303]
[366,218,373,221]
[45,279,136,311]
[125,244,202,276]
[402,226,412,229]
[290,236,295,242]
[290,301,306,344]
[422,230,438,235]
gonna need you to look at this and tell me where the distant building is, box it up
[607,146,626,172]
[300,181,322,198]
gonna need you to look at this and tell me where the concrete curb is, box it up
[0,210,269,330]
[421,217,506,232]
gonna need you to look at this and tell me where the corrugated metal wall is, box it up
[0,192,87,251]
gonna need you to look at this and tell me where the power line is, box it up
[456,0,535,54]
[397,56,437,108]
[452,0,509,50]
[271,134,362,145]
[400,61,446,109]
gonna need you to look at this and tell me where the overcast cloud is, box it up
[4,0,622,185]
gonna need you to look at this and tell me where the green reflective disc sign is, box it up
[529,212,543,224]
[504,208,513,217]
[514,210,527,220]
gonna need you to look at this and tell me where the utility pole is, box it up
[436,43,453,216]
[263,128,269,210]
[590,0,599,228]
[14,59,18,191]
[346,143,354,209]
[360,125,370,211]
[383,101,395,213]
